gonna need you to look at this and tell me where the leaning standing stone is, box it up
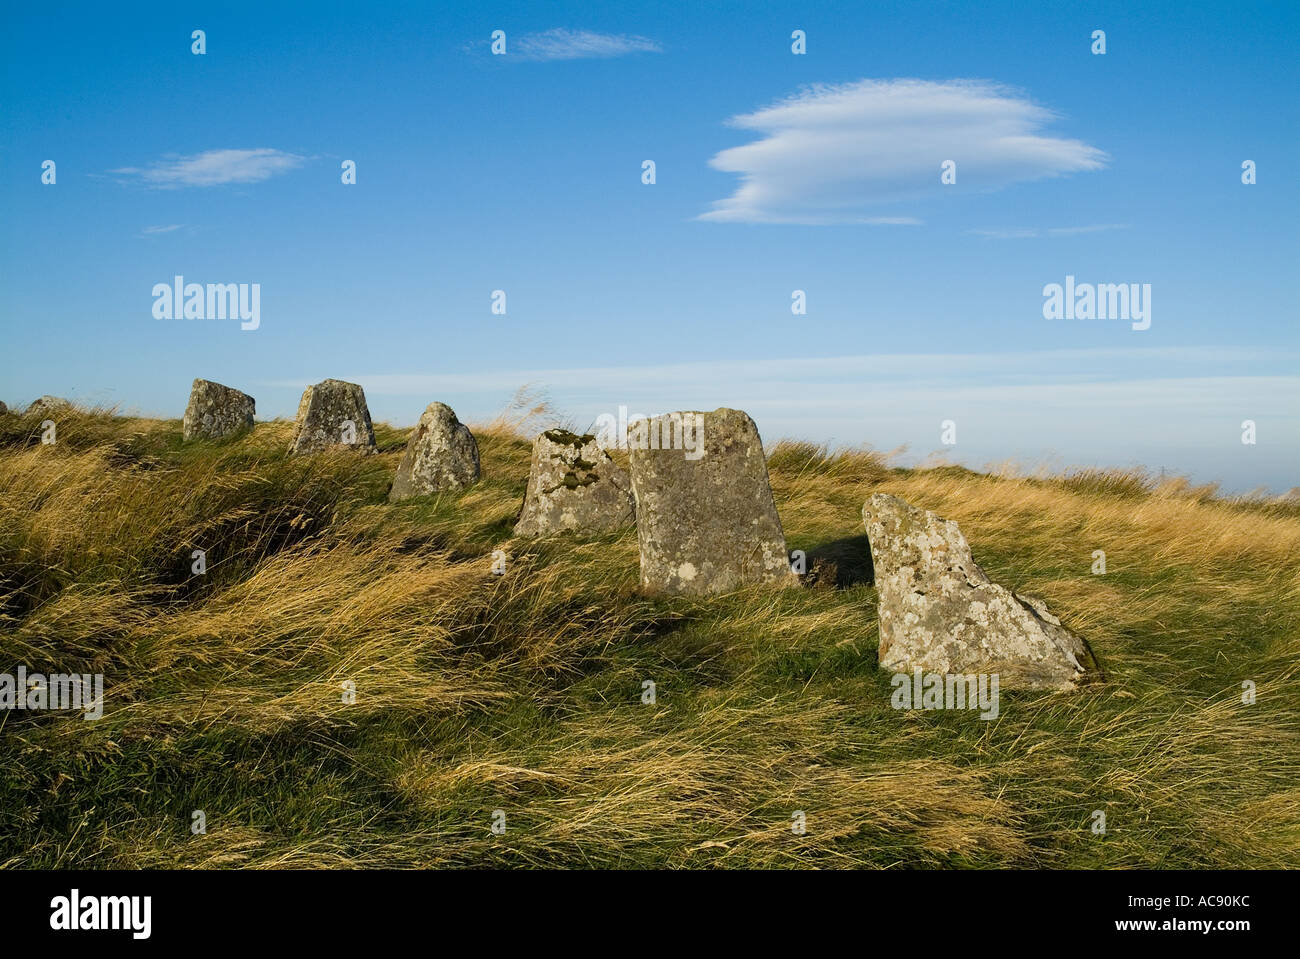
[626,407,794,596]
[389,402,481,500]
[288,378,376,455]
[182,379,255,441]
[514,429,634,536]
[862,493,1101,691]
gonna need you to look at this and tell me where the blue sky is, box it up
[2,0,1297,491]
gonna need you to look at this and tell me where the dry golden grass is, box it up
[0,405,1295,868]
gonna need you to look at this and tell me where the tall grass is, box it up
[0,404,1295,868]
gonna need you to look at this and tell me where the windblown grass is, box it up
[0,404,1295,868]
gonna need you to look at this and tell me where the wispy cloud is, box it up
[275,348,1295,399]
[139,224,183,236]
[510,28,661,61]
[111,148,306,188]
[701,79,1108,224]
[970,224,1129,239]
[267,347,1298,493]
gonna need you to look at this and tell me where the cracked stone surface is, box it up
[513,429,634,536]
[862,493,1101,691]
[182,379,255,441]
[389,402,481,500]
[627,407,795,596]
[288,379,376,455]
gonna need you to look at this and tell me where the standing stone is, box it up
[627,407,794,596]
[182,379,255,441]
[389,402,481,500]
[0,401,8,415]
[514,429,634,536]
[26,396,71,416]
[862,494,1101,691]
[288,378,376,455]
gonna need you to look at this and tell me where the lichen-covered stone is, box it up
[627,407,794,596]
[862,494,1101,691]
[389,402,480,500]
[514,429,634,536]
[26,396,72,416]
[182,379,255,441]
[288,379,376,455]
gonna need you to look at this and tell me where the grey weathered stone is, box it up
[27,396,72,416]
[182,379,255,441]
[862,494,1100,691]
[288,379,376,455]
[627,407,795,596]
[0,401,8,415]
[513,429,634,536]
[389,402,480,500]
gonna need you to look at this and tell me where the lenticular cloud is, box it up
[701,79,1108,224]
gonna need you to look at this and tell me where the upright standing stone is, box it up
[863,494,1101,690]
[389,402,480,500]
[288,378,376,455]
[182,379,255,441]
[627,407,794,596]
[514,429,634,536]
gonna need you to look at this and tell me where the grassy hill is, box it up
[1,402,1297,868]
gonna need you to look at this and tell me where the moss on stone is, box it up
[543,428,595,448]
[549,469,599,492]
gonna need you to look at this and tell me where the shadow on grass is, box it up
[804,534,874,589]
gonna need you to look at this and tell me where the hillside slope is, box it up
[1,405,1297,868]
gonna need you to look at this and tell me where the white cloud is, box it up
[268,348,1298,493]
[140,224,183,235]
[512,28,661,61]
[112,149,306,188]
[277,348,1295,400]
[701,79,1108,224]
[970,224,1129,239]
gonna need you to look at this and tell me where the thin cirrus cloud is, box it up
[970,224,1129,239]
[265,347,1299,493]
[701,79,1108,224]
[111,148,306,188]
[510,28,662,61]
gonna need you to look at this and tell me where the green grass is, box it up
[1,404,1296,868]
